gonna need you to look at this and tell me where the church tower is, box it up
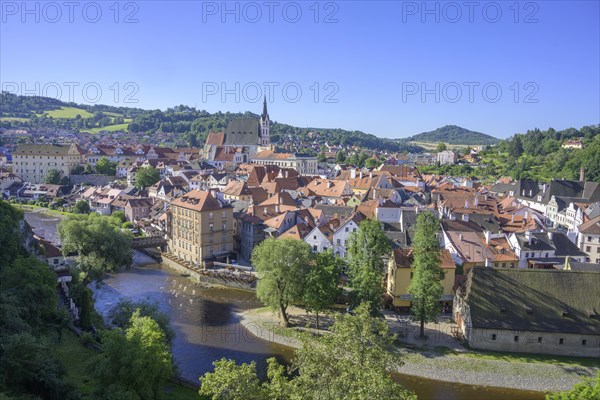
[259,95,270,147]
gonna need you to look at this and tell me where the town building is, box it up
[454,268,600,357]
[13,143,84,183]
[578,216,600,263]
[168,190,234,265]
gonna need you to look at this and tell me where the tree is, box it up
[346,219,392,313]
[252,238,312,327]
[59,175,70,186]
[302,250,341,329]
[335,150,346,164]
[365,158,380,169]
[71,164,85,175]
[293,303,415,400]
[436,142,447,152]
[546,371,600,400]
[408,212,444,338]
[92,311,174,400]
[108,298,174,344]
[58,214,132,285]
[509,135,524,159]
[73,200,90,214]
[95,157,117,176]
[85,163,94,174]
[44,169,62,184]
[318,152,327,162]
[198,304,414,400]
[199,358,266,400]
[135,166,160,189]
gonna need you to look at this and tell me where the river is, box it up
[24,210,544,400]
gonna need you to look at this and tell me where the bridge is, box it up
[131,235,168,251]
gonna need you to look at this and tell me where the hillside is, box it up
[0,93,422,153]
[407,125,500,145]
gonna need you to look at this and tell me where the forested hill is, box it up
[0,92,422,153]
[407,125,500,145]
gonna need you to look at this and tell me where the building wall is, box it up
[470,328,600,358]
[579,232,600,263]
[169,205,234,265]
[13,152,81,183]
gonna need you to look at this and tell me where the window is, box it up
[345,227,349,232]
[514,335,519,342]
[209,224,214,232]
[559,338,564,345]
[491,334,497,341]
[586,246,591,252]
[313,245,317,251]
[538,337,542,343]
[313,235,317,240]
[588,236,593,242]
[222,211,226,218]
[582,340,587,346]
[209,212,214,220]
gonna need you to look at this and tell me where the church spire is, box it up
[261,95,269,120]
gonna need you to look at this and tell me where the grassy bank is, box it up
[54,330,204,400]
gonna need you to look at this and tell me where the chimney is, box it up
[484,230,491,245]
[525,230,532,245]
[580,167,585,182]
[415,205,419,214]
[459,233,463,242]
[327,181,333,188]
[359,171,363,179]
[547,231,553,241]
[485,258,490,267]
[474,197,479,207]
[529,189,532,197]
[350,169,356,179]
[369,172,373,179]
[275,204,280,213]
[524,211,528,220]
[511,214,515,223]
[462,213,469,222]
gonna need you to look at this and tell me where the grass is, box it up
[54,331,98,397]
[39,107,94,119]
[0,117,29,122]
[15,204,75,217]
[456,349,600,368]
[87,123,129,133]
[55,330,203,399]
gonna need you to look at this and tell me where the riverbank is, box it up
[238,307,597,393]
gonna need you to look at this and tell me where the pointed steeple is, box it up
[261,95,269,121]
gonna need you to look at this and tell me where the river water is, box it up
[24,211,543,400]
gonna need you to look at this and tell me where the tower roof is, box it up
[261,96,269,121]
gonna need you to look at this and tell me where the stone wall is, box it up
[470,328,600,358]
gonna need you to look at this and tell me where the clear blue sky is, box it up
[1,1,599,139]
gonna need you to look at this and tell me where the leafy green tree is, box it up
[92,311,174,400]
[59,175,71,186]
[365,158,380,169]
[252,238,312,327]
[546,371,600,399]
[95,157,117,176]
[293,303,415,400]
[317,152,327,162]
[135,166,161,189]
[44,169,63,184]
[85,163,94,174]
[302,250,341,329]
[409,212,444,338]
[335,150,346,164]
[58,214,132,284]
[71,164,85,175]
[199,358,267,400]
[108,298,174,344]
[436,142,447,152]
[112,210,127,223]
[346,219,392,313]
[73,200,90,214]
[509,135,524,159]
[198,304,414,400]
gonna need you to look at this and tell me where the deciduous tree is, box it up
[252,238,312,327]
[346,219,392,313]
[302,250,341,329]
[409,212,444,338]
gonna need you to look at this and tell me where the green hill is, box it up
[407,125,500,145]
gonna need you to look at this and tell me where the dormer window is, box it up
[524,306,533,315]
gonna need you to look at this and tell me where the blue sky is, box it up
[1,1,599,139]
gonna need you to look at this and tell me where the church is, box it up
[203,97,271,166]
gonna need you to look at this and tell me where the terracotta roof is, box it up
[579,215,600,235]
[170,190,222,212]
